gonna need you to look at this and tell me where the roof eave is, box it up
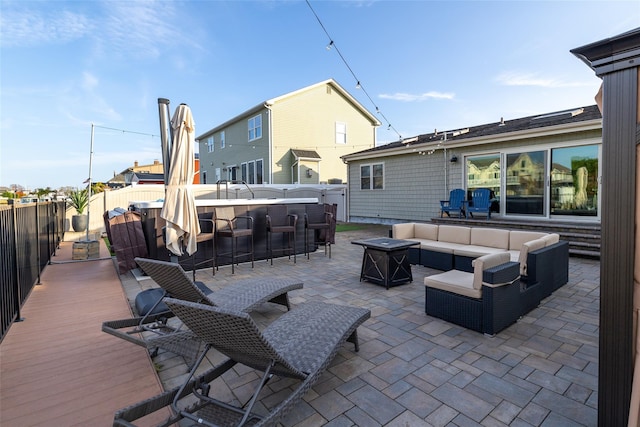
[196,103,266,140]
[342,118,602,162]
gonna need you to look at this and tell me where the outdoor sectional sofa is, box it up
[392,222,570,334]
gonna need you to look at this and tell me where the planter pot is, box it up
[72,215,88,232]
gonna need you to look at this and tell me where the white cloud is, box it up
[495,71,590,88]
[0,8,91,47]
[379,91,455,102]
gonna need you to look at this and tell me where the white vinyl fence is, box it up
[66,183,347,234]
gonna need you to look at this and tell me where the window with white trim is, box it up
[248,115,262,141]
[220,131,225,148]
[248,161,255,184]
[207,136,214,153]
[360,163,384,190]
[241,163,247,182]
[256,159,263,184]
[336,122,347,144]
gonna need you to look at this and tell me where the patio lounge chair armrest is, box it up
[101,312,175,349]
[112,359,238,427]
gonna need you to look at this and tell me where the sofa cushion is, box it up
[392,223,414,240]
[438,225,471,245]
[542,233,560,246]
[509,231,548,250]
[420,240,467,254]
[454,245,508,258]
[518,238,546,275]
[471,228,510,249]
[424,269,479,299]
[472,252,511,290]
[415,223,439,240]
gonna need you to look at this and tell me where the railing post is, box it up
[36,201,41,285]
[11,204,24,322]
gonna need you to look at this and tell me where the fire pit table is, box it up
[351,237,420,289]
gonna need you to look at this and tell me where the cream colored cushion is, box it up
[424,270,479,299]
[415,223,439,240]
[454,246,507,258]
[472,252,511,290]
[542,233,560,246]
[518,238,546,275]
[392,223,414,240]
[420,240,467,254]
[509,231,548,250]
[471,228,510,249]
[438,225,471,245]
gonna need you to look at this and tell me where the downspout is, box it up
[442,131,448,199]
[444,146,448,199]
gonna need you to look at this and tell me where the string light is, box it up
[93,124,159,138]
[305,0,401,140]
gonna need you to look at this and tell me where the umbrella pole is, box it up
[158,98,179,263]
[158,98,172,196]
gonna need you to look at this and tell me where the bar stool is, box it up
[214,207,254,274]
[304,204,333,259]
[190,212,215,280]
[266,205,298,265]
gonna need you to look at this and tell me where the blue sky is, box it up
[1,0,638,190]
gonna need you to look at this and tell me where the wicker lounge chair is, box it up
[102,257,303,363]
[113,298,370,427]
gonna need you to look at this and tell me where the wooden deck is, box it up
[0,240,169,426]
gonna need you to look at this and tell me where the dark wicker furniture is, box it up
[113,299,370,427]
[265,204,298,265]
[304,204,333,259]
[102,257,303,364]
[214,206,254,274]
[424,254,523,335]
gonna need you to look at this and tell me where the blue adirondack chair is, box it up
[468,188,492,219]
[440,189,466,218]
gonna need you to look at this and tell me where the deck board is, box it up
[0,240,169,427]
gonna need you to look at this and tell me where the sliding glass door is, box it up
[465,144,600,219]
[505,151,546,216]
[550,144,599,217]
[466,154,501,214]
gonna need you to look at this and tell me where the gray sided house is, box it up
[342,105,602,224]
[196,79,380,186]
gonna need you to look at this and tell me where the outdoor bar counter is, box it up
[129,198,319,268]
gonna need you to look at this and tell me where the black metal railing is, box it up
[0,201,65,343]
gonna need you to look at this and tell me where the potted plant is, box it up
[68,188,89,232]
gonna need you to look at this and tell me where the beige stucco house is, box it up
[196,79,380,185]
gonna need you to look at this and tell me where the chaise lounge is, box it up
[102,257,303,364]
[113,298,371,427]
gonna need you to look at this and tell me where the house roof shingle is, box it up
[291,149,322,159]
[344,105,602,159]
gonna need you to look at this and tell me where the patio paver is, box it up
[117,224,599,426]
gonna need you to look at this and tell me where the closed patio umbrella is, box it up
[160,103,200,256]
